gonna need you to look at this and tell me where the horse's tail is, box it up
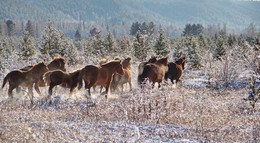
[138,63,144,76]
[138,65,151,84]
[77,69,84,90]
[43,71,52,86]
[2,73,10,88]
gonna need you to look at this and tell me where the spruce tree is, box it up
[154,29,169,56]
[25,20,34,37]
[40,21,67,61]
[104,32,115,56]
[19,31,36,60]
[133,31,149,61]
[214,35,226,60]
[74,29,81,41]
[187,37,202,68]
[6,20,15,37]
[65,40,78,65]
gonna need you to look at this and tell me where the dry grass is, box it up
[0,86,259,142]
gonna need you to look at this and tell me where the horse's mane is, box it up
[31,62,47,69]
[101,60,121,68]
[53,57,63,60]
[155,57,168,66]
[69,68,82,74]
[99,58,108,65]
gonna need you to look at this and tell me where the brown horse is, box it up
[138,56,157,77]
[79,60,124,98]
[164,57,186,86]
[2,62,49,102]
[19,57,66,94]
[43,69,82,96]
[138,57,168,88]
[110,57,132,92]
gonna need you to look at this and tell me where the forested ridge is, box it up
[0,0,259,28]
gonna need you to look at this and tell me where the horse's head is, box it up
[176,57,186,69]
[122,57,132,69]
[115,61,124,75]
[48,57,66,71]
[35,62,49,73]
[156,57,168,66]
[147,56,157,63]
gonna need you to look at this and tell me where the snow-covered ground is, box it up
[0,64,259,142]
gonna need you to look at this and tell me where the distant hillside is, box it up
[0,0,259,28]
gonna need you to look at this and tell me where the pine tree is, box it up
[19,31,36,60]
[65,40,78,65]
[133,31,150,61]
[6,20,15,37]
[40,21,67,61]
[154,29,169,56]
[25,20,34,37]
[117,36,132,55]
[74,29,81,41]
[86,30,104,57]
[187,37,202,68]
[104,32,115,56]
[214,35,226,60]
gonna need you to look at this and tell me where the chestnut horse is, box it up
[110,57,132,92]
[43,69,82,96]
[138,57,168,88]
[20,57,66,94]
[79,60,124,98]
[164,57,186,86]
[2,62,49,103]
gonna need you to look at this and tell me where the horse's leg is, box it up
[104,84,110,98]
[158,82,161,88]
[100,86,103,93]
[152,82,155,89]
[129,78,132,91]
[85,80,95,97]
[48,82,56,96]
[121,84,124,92]
[16,87,21,94]
[8,85,16,99]
[28,85,34,104]
[70,82,78,95]
[175,79,179,87]
[34,83,41,96]
[93,85,96,92]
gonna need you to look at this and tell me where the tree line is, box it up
[0,20,259,72]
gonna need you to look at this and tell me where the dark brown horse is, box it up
[20,57,66,72]
[2,62,49,102]
[110,57,132,92]
[43,69,82,96]
[138,57,168,88]
[138,56,157,77]
[164,57,186,86]
[79,60,124,98]
[19,57,66,94]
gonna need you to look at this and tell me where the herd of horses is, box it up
[1,56,185,103]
